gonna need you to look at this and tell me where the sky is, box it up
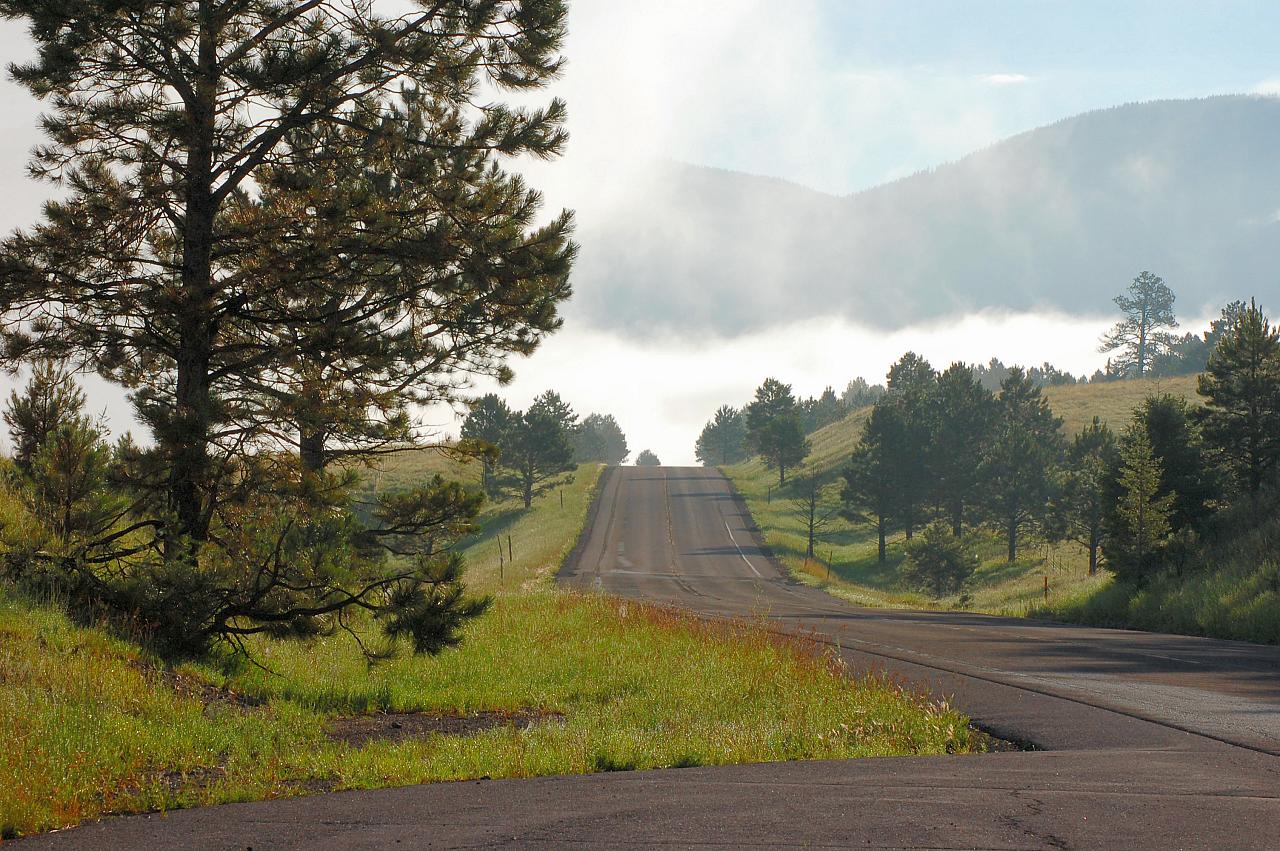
[0,2,1276,463]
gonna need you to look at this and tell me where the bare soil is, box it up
[324,709,564,747]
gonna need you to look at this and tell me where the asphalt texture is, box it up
[22,465,1280,849]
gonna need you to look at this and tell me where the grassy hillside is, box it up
[725,377,1201,615]
[1,455,980,839]
[1032,499,1280,644]
[1041,374,1199,436]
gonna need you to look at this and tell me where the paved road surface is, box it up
[23,466,1280,849]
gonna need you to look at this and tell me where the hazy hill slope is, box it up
[573,96,1280,335]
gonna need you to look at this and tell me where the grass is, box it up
[1041,374,1199,437]
[1,455,981,839]
[1032,501,1280,644]
[0,587,977,838]
[724,376,1196,617]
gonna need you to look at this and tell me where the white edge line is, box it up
[723,519,763,578]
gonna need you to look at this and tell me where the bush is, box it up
[902,522,978,597]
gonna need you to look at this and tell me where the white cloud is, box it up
[1251,78,1280,96]
[979,73,1032,85]
[464,311,1118,466]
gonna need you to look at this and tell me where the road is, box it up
[24,465,1280,849]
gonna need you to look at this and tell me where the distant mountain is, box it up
[569,96,1280,335]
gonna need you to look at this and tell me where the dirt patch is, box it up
[968,725,1034,753]
[325,708,564,747]
[132,660,265,714]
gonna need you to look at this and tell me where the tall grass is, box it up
[1035,505,1280,644]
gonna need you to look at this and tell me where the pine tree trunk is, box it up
[299,428,326,474]
[1007,517,1018,563]
[169,18,220,555]
[951,500,963,537]
[523,473,533,508]
[877,515,887,564]
[1088,532,1099,576]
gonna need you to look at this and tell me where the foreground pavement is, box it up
[23,466,1280,849]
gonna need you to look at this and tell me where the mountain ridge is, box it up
[569,95,1280,335]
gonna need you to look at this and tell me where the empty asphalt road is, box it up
[23,465,1280,849]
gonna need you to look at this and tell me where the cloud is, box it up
[460,311,1119,466]
[1251,78,1280,96]
[979,73,1032,85]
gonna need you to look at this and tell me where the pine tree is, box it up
[903,521,978,597]
[0,1,570,657]
[28,417,126,551]
[1106,424,1175,585]
[461,395,514,497]
[882,353,938,538]
[4,360,87,474]
[789,467,839,560]
[745,379,810,485]
[635,450,661,467]
[500,392,575,508]
[573,414,629,466]
[1048,418,1118,575]
[841,403,904,563]
[1099,271,1179,377]
[694,405,747,466]
[1197,300,1280,496]
[980,368,1064,562]
[930,363,996,536]
[1135,394,1216,531]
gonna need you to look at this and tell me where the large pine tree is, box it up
[695,405,748,466]
[0,1,571,656]
[980,368,1064,562]
[1099,271,1179,377]
[930,363,995,536]
[1105,424,1175,585]
[1197,300,1280,496]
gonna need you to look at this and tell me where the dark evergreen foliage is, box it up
[979,368,1064,562]
[1048,418,1119,575]
[1099,271,1179,377]
[635,450,661,467]
[573,413,629,466]
[930,363,996,536]
[695,405,748,466]
[745,378,809,485]
[499,391,576,508]
[1196,300,1280,496]
[461,395,515,497]
[0,0,571,658]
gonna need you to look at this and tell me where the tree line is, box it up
[845,298,1279,597]
[460,392,629,507]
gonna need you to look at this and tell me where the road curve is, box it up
[22,465,1280,850]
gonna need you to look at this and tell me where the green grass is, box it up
[724,377,1196,617]
[1,456,981,839]
[0,587,977,838]
[1033,503,1280,644]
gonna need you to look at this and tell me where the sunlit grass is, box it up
[0,588,977,839]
